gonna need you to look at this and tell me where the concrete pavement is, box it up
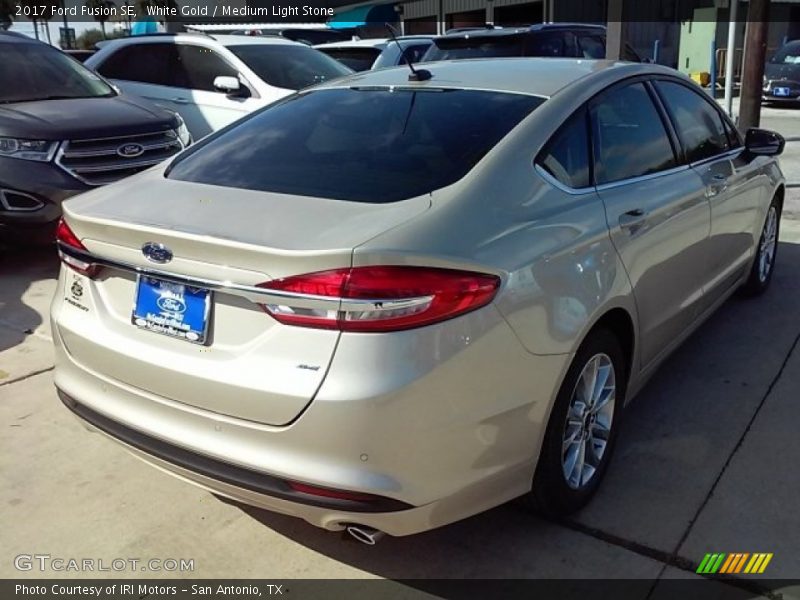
[1,224,800,592]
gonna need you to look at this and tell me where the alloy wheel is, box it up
[758,206,778,283]
[562,353,616,490]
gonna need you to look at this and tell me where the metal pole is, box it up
[710,38,717,99]
[606,0,624,60]
[724,0,739,117]
[60,0,70,49]
[739,0,771,130]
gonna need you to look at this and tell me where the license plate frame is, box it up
[131,275,212,345]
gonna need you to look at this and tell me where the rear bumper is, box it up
[51,267,570,536]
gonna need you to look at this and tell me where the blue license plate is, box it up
[132,276,211,344]
[773,87,791,97]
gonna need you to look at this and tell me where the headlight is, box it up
[172,114,192,147]
[0,138,58,162]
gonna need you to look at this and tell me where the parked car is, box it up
[53,58,784,541]
[315,36,434,71]
[763,39,800,102]
[423,23,643,62]
[63,49,95,63]
[0,32,189,244]
[85,33,352,139]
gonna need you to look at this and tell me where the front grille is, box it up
[56,130,183,186]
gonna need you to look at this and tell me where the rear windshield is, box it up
[0,42,114,103]
[317,47,382,72]
[227,44,352,90]
[167,88,543,203]
[424,35,526,61]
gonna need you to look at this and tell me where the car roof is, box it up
[98,33,302,49]
[0,31,39,44]
[438,22,605,40]
[316,57,672,98]
[314,38,388,49]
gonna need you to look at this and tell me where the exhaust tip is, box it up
[346,525,385,545]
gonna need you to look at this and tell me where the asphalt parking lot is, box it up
[2,110,800,597]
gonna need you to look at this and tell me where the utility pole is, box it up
[738,0,771,130]
[605,0,624,60]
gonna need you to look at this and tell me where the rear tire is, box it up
[741,194,781,297]
[523,328,627,517]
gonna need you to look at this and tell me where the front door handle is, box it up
[619,208,647,229]
[172,97,189,104]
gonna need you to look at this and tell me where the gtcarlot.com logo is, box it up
[697,552,773,575]
[14,554,195,573]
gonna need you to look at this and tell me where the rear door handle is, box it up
[172,97,189,104]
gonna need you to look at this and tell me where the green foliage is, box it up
[76,27,126,50]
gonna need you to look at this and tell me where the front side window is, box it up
[167,88,543,203]
[0,43,114,103]
[578,35,605,59]
[526,32,571,57]
[96,44,176,87]
[227,45,352,91]
[173,45,238,92]
[591,82,676,184]
[655,80,730,163]
[537,110,590,189]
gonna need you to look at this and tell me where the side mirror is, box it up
[213,75,243,96]
[745,128,785,156]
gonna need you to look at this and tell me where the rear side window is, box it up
[227,45,352,90]
[537,110,590,189]
[317,47,381,72]
[96,44,176,86]
[398,43,432,65]
[591,83,676,184]
[425,35,526,61]
[173,45,238,91]
[654,80,730,163]
[167,88,544,203]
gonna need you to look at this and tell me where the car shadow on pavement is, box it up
[224,239,800,579]
[0,244,58,354]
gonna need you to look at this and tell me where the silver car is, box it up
[51,58,785,542]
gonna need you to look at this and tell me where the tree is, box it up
[84,0,114,39]
[76,26,125,50]
[0,0,14,30]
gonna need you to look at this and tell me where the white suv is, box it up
[85,33,352,139]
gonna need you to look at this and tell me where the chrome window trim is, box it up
[534,164,595,196]
[57,242,432,314]
[688,147,743,170]
[594,163,692,192]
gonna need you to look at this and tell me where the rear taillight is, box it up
[257,266,500,332]
[56,218,97,277]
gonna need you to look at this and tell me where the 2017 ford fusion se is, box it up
[51,58,785,543]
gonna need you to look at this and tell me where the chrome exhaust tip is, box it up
[346,525,385,545]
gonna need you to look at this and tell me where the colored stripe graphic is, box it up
[697,553,728,574]
[700,553,775,575]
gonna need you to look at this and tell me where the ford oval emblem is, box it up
[117,143,144,158]
[142,242,173,264]
[157,295,186,314]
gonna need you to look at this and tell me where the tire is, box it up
[524,328,627,517]
[741,195,781,297]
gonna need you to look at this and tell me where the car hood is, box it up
[0,95,178,141]
[765,61,800,82]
